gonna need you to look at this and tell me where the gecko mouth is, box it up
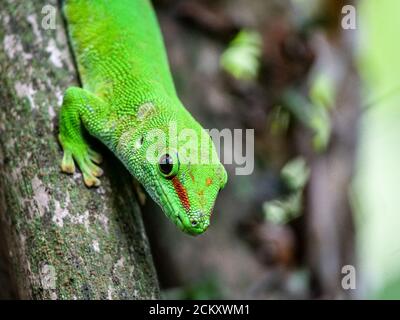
[154,178,206,235]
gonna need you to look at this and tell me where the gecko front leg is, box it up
[58,87,107,187]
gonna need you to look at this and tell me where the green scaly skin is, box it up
[58,0,228,235]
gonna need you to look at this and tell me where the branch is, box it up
[0,0,159,299]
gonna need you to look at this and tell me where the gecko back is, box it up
[63,0,176,101]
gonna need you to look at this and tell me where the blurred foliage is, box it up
[269,106,291,135]
[282,89,331,152]
[151,0,399,300]
[161,275,225,300]
[309,72,336,111]
[291,0,322,25]
[263,192,302,225]
[281,157,310,191]
[220,29,262,81]
[263,157,310,225]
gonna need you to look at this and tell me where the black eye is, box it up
[159,154,173,175]
[158,153,179,178]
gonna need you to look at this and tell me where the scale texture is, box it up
[59,0,227,235]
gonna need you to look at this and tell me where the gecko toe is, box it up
[88,149,103,164]
[91,165,104,177]
[84,158,103,177]
[83,173,101,187]
[59,139,103,187]
[80,157,103,186]
[61,151,76,174]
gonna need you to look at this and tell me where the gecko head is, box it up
[126,111,227,235]
[154,151,228,235]
[155,157,228,235]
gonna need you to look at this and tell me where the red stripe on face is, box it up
[171,176,191,211]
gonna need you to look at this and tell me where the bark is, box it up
[0,0,160,299]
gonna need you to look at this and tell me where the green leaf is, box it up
[220,29,262,81]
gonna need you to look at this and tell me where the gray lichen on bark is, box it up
[0,0,160,299]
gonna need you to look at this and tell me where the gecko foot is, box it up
[59,135,103,187]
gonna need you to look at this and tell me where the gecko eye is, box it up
[158,153,179,178]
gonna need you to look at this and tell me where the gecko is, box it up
[58,0,228,235]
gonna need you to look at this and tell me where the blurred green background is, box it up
[354,0,400,299]
[139,0,400,299]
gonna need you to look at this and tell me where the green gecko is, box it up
[58,0,228,235]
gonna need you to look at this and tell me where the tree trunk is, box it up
[0,0,160,299]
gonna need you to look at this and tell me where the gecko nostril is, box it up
[191,220,198,226]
